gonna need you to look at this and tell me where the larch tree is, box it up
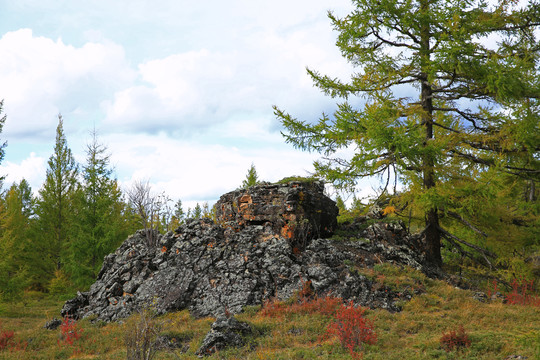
[0,181,33,300]
[36,115,79,277]
[172,199,185,227]
[68,131,128,288]
[192,203,203,219]
[241,163,260,189]
[275,0,540,266]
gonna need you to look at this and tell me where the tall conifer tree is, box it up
[276,0,540,266]
[68,131,128,287]
[36,115,79,276]
[0,181,33,299]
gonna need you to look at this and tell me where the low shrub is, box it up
[125,309,165,360]
[487,277,540,306]
[439,325,471,352]
[293,295,342,316]
[0,328,14,351]
[259,298,288,318]
[506,278,540,306]
[58,316,83,346]
[325,302,377,359]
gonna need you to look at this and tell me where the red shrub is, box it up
[440,325,471,352]
[326,302,377,359]
[58,316,83,346]
[260,279,342,318]
[487,279,499,298]
[259,298,288,318]
[292,295,342,316]
[0,329,14,351]
[506,278,540,307]
[297,280,314,300]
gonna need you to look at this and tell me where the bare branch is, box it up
[446,210,488,237]
[438,225,497,259]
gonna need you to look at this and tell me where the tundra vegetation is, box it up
[0,0,539,358]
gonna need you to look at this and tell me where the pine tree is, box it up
[241,163,260,189]
[0,181,33,300]
[35,115,79,280]
[276,0,540,266]
[192,203,202,219]
[68,131,128,288]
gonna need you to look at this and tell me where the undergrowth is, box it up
[439,325,471,352]
[325,302,377,359]
[0,264,538,359]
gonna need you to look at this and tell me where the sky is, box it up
[0,0,384,210]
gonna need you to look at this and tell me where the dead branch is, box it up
[438,226,496,269]
[446,211,488,237]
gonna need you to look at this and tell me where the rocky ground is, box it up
[62,181,437,323]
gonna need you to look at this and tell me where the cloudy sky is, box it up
[0,0,380,209]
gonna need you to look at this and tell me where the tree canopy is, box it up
[68,131,129,287]
[35,115,79,284]
[276,0,540,266]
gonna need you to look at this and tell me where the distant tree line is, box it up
[0,112,211,299]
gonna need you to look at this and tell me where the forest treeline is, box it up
[0,112,212,300]
[3,0,540,300]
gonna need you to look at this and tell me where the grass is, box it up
[0,265,538,359]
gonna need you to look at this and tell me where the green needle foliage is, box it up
[0,181,33,300]
[68,131,129,288]
[242,163,260,189]
[35,115,79,286]
[275,0,540,267]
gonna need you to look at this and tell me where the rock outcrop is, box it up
[216,180,338,247]
[62,181,426,322]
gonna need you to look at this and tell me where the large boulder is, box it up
[62,218,404,322]
[215,180,338,247]
[62,181,427,322]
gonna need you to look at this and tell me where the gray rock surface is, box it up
[195,316,252,356]
[216,180,338,246]
[44,318,62,330]
[61,181,430,322]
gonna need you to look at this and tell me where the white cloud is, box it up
[0,29,135,139]
[102,129,320,209]
[0,1,375,210]
[101,4,353,134]
[0,152,47,193]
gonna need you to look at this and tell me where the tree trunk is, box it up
[527,180,536,202]
[420,0,442,267]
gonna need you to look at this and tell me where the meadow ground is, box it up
[0,264,538,360]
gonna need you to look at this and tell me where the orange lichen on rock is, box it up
[242,213,256,221]
[239,194,253,204]
[281,224,295,239]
